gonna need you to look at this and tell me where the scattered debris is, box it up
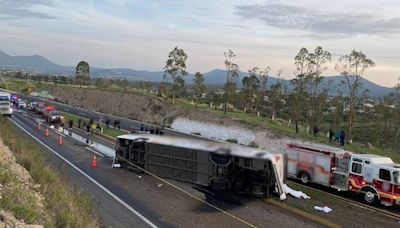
[137,175,142,179]
[157,184,163,188]
[314,206,332,213]
[283,184,310,199]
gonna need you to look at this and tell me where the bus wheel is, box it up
[361,187,378,205]
[299,172,310,184]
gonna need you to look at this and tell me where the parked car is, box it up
[42,105,56,119]
[46,110,64,124]
[36,102,47,114]
[28,101,38,111]
[17,99,27,109]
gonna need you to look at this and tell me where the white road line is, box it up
[9,117,158,228]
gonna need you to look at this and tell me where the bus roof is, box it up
[117,134,281,161]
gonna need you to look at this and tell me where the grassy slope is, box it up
[0,117,99,227]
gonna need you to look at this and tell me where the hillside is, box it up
[0,50,395,97]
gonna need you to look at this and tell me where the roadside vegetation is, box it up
[0,117,100,227]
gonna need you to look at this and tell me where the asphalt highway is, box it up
[21,94,191,138]
[10,110,166,228]
[9,109,275,228]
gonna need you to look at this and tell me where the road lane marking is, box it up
[9,117,158,228]
[118,157,257,228]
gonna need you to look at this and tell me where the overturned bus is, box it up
[114,133,287,199]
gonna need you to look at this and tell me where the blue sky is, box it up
[1,0,400,87]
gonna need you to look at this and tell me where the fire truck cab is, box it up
[348,154,400,205]
[286,143,400,205]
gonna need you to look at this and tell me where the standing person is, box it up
[85,124,91,144]
[334,130,340,144]
[117,120,121,130]
[69,119,73,130]
[340,130,346,147]
[313,125,319,139]
[140,124,144,131]
[105,119,110,128]
[60,117,65,128]
[78,118,82,129]
[329,128,334,143]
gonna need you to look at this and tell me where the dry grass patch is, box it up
[0,117,100,227]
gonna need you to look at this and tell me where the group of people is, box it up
[105,119,121,130]
[312,125,346,147]
[329,129,346,147]
[140,124,164,135]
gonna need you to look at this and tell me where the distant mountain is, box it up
[0,50,73,74]
[0,50,395,97]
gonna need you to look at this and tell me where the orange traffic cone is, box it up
[91,155,97,168]
[37,122,42,130]
[45,128,49,137]
[58,135,63,145]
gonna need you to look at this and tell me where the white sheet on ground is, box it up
[314,206,332,213]
[283,184,310,199]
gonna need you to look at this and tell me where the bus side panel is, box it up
[144,143,208,184]
[196,151,211,187]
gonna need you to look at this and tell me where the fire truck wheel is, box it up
[299,172,310,184]
[361,187,378,205]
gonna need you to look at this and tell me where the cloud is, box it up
[235,2,400,38]
[0,0,55,20]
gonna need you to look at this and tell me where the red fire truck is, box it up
[286,143,400,206]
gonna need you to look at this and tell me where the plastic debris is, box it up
[314,206,332,213]
[157,184,163,188]
[283,184,310,199]
[137,175,142,179]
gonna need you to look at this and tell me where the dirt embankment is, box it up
[0,138,44,228]
[48,87,185,125]
[47,86,283,147]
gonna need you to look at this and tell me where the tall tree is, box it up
[164,46,188,102]
[193,72,206,107]
[394,78,400,152]
[255,66,270,114]
[307,46,331,129]
[291,48,311,133]
[75,61,90,86]
[270,69,283,120]
[335,50,375,142]
[223,50,239,114]
[242,73,260,112]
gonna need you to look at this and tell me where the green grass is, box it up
[0,117,100,227]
